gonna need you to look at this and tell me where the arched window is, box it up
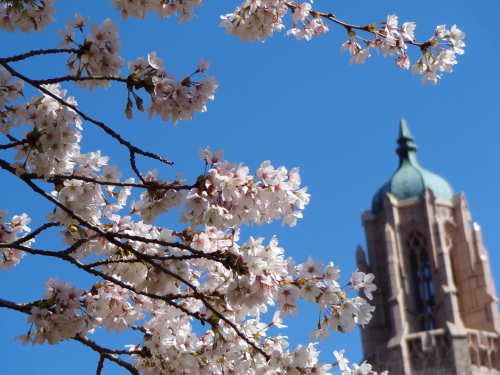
[407,231,436,331]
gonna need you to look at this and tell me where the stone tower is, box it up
[357,120,500,375]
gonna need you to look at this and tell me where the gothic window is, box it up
[407,231,436,331]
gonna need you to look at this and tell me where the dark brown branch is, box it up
[82,253,222,268]
[110,232,226,259]
[284,1,424,47]
[129,150,146,184]
[96,355,106,375]
[0,48,79,63]
[7,167,194,190]
[129,324,147,334]
[5,134,19,143]
[47,173,194,190]
[8,222,60,246]
[0,298,39,314]
[73,334,140,375]
[0,140,23,150]
[0,60,174,166]
[30,75,130,86]
[8,242,211,321]
[60,238,91,255]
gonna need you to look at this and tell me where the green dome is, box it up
[371,120,454,214]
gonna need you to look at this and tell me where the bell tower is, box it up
[357,120,500,375]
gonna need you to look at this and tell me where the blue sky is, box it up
[1,1,499,374]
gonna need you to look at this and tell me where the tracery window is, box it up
[407,230,436,331]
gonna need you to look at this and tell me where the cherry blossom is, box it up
[0,211,31,271]
[124,52,218,123]
[411,24,465,84]
[0,0,56,33]
[58,15,124,91]
[110,0,203,23]
[395,54,410,70]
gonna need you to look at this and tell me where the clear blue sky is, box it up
[1,1,499,374]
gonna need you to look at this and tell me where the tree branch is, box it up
[0,297,39,314]
[73,334,141,375]
[96,355,106,375]
[30,74,130,86]
[47,173,194,190]
[0,48,79,63]
[284,2,425,46]
[0,140,24,150]
[8,222,60,246]
[129,150,146,184]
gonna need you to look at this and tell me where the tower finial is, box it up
[396,119,418,162]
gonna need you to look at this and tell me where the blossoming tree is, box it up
[0,1,465,374]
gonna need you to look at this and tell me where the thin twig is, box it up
[284,1,425,46]
[73,334,141,375]
[96,355,106,375]
[8,222,60,246]
[129,150,146,183]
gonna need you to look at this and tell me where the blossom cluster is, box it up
[0,76,303,256]
[128,53,219,124]
[0,0,56,33]
[220,0,329,43]
[1,80,134,229]
[131,323,336,375]
[1,72,378,372]
[338,14,466,85]
[359,15,416,61]
[180,149,310,229]
[16,278,86,345]
[56,13,124,91]
[286,5,329,42]
[49,161,133,229]
[15,226,381,375]
[15,278,147,345]
[335,350,388,375]
[412,24,466,85]
[0,66,24,134]
[220,2,465,84]
[54,14,218,120]
[110,0,203,22]
[9,84,83,178]
[221,0,288,43]
[0,210,31,271]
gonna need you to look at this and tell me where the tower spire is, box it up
[396,119,418,165]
